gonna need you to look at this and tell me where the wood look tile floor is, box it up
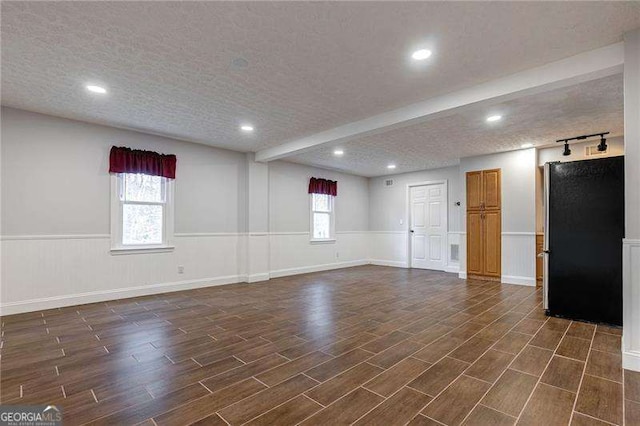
[0,265,635,425]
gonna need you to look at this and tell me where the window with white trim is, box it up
[310,193,335,241]
[111,173,174,252]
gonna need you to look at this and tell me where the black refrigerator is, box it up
[543,156,624,326]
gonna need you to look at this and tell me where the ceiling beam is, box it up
[255,42,624,162]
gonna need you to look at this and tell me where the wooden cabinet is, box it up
[466,169,501,280]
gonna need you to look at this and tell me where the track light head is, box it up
[556,131,609,156]
[598,137,607,152]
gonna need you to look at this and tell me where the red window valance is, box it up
[109,146,177,179]
[309,177,337,196]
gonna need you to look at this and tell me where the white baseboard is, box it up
[444,265,460,274]
[624,349,640,372]
[269,260,370,279]
[246,273,270,283]
[457,271,534,286]
[369,259,409,268]
[0,275,244,316]
[501,275,537,287]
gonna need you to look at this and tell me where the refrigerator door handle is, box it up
[543,163,551,311]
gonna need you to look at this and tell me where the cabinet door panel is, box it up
[466,211,484,276]
[483,169,501,210]
[483,211,501,277]
[466,171,483,210]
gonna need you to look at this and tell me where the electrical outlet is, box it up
[336,252,340,259]
[177,266,184,274]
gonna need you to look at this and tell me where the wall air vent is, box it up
[450,244,459,262]
[385,179,394,187]
[585,144,607,156]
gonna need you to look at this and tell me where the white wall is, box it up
[368,166,461,233]
[366,150,538,285]
[460,149,537,285]
[244,153,270,282]
[268,160,370,276]
[367,166,461,270]
[460,149,536,233]
[1,107,249,313]
[1,108,247,236]
[622,28,640,371]
[1,106,565,314]
[0,108,371,314]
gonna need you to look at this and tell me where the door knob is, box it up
[410,230,414,233]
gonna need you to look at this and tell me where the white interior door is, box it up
[410,183,447,270]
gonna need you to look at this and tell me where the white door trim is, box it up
[406,180,449,270]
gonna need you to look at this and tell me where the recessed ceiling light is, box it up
[387,164,397,170]
[240,124,254,132]
[486,115,502,122]
[86,85,107,94]
[521,143,533,148]
[411,49,432,61]
[333,150,344,156]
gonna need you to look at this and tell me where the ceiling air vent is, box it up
[585,144,607,157]
[385,179,394,187]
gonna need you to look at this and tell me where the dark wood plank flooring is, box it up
[0,266,634,425]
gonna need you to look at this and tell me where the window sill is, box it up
[110,245,175,255]
[310,239,336,245]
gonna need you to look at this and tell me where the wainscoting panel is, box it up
[369,231,409,268]
[446,232,461,273]
[368,231,461,272]
[247,234,270,282]
[457,231,535,285]
[2,230,538,315]
[623,239,640,371]
[0,234,244,315]
[269,231,369,278]
[501,232,536,286]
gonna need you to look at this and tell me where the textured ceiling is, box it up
[288,75,624,177]
[1,1,638,156]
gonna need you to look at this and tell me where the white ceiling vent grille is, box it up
[384,179,394,187]
[585,144,607,156]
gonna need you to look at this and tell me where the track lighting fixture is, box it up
[598,136,607,152]
[556,131,609,157]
